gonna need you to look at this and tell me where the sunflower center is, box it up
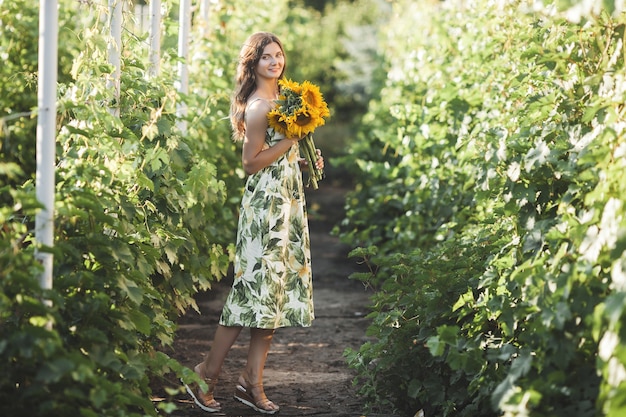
[295,113,312,126]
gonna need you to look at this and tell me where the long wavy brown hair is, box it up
[229,32,286,141]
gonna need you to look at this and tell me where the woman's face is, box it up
[254,42,284,81]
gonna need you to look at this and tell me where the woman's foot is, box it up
[182,364,222,413]
[233,372,280,415]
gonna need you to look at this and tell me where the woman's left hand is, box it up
[299,149,324,170]
[314,148,324,170]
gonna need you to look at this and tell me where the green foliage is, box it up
[0,0,83,191]
[346,232,502,416]
[0,0,237,415]
[1,184,193,417]
[341,1,626,416]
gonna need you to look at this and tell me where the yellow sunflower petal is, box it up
[290,108,321,137]
[279,78,303,95]
[268,109,289,136]
[301,81,323,108]
[304,106,327,129]
[302,81,330,119]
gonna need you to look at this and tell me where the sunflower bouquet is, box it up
[268,79,330,189]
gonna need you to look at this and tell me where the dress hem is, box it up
[217,319,315,330]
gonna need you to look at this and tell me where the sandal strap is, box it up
[201,376,218,387]
[191,364,221,410]
[235,384,278,413]
[194,364,218,389]
[238,371,279,411]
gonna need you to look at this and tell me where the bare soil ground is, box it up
[158,184,381,417]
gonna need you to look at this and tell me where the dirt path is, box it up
[162,184,376,416]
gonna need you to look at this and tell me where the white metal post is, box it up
[108,0,122,116]
[35,0,59,296]
[177,0,190,134]
[200,0,210,38]
[149,0,161,76]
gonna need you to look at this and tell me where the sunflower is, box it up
[300,81,330,118]
[267,108,292,137]
[287,108,322,138]
[267,78,330,188]
[279,78,303,95]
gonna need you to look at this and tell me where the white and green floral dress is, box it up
[219,127,315,329]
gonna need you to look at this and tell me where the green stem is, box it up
[307,134,323,189]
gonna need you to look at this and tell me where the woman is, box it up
[184,32,322,414]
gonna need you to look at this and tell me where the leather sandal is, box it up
[182,364,222,413]
[233,373,279,415]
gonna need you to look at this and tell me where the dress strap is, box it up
[246,98,262,110]
[246,97,276,110]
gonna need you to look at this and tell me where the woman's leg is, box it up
[198,324,243,378]
[244,328,275,382]
[235,328,280,413]
[189,325,242,411]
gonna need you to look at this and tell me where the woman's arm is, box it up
[241,100,297,175]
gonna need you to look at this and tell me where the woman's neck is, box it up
[254,80,279,100]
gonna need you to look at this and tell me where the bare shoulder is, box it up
[245,98,273,127]
[246,98,273,117]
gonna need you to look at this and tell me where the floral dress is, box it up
[219,127,315,329]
